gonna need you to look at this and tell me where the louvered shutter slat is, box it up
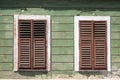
[19,20,31,38]
[79,21,93,69]
[33,38,46,68]
[19,39,31,68]
[18,20,47,70]
[18,20,31,69]
[33,20,46,69]
[94,21,107,69]
[79,20,107,70]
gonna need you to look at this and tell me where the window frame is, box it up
[14,15,51,71]
[74,16,111,71]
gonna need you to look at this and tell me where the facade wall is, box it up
[0,0,120,78]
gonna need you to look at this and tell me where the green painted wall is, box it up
[0,0,120,79]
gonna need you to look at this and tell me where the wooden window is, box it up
[18,20,46,70]
[74,16,111,71]
[14,15,50,71]
[79,21,107,70]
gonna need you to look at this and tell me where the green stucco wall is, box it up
[0,0,120,79]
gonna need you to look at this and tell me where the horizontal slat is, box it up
[0,39,13,46]
[111,25,120,32]
[52,16,73,23]
[52,47,73,55]
[111,17,120,24]
[0,55,12,62]
[52,23,73,31]
[80,21,92,40]
[0,16,13,23]
[111,40,120,47]
[111,32,120,40]
[52,55,73,62]
[94,22,106,39]
[112,56,120,63]
[19,38,31,69]
[0,24,13,30]
[0,31,13,38]
[79,21,92,69]
[94,39,106,69]
[94,21,106,69]
[33,38,46,69]
[0,47,13,55]
[52,32,73,38]
[52,40,73,46]
[19,20,31,38]
[33,20,46,38]
[95,11,120,16]
[112,63,120,70]
[111,48,120,56]
[52,63,73,71]
[80,21,92,24]
[0,63,12,70]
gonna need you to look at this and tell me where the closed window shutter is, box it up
[18,20,31,69]
[33,20,46,69]
[79,20,107,70]
[79,21,93,69]
[94,21,107,69]
[18,20,46,70]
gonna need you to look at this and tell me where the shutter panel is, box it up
[94,21,107,69]
[18,20,31,69]
[33,20,46,69]
[79,21,93,70]
[18,20,47,70]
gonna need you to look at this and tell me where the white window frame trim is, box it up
[14,15,51,71]
[74,16,111,71]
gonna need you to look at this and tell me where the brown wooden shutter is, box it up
[18,20,46,70]
[79,21,93,70]
[79,20,107,70]
[18,20,31,69]
[33,20,46,69]
[94,21,107,69]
